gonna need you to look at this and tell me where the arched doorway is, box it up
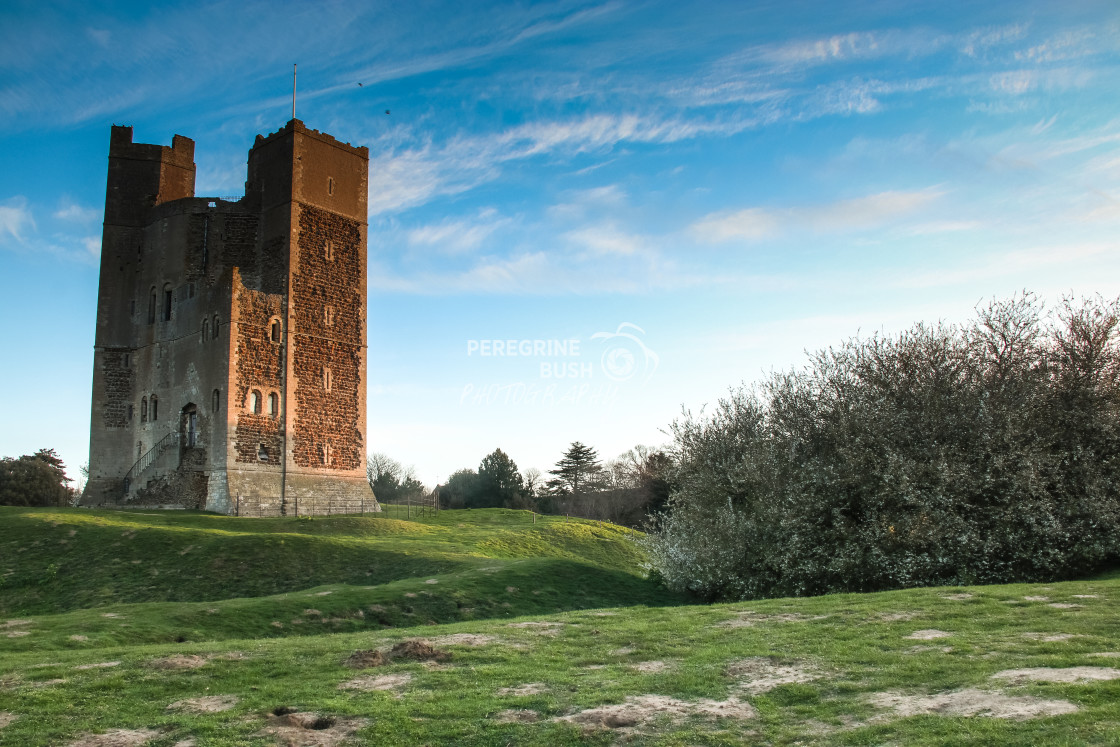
[181,403,198,448]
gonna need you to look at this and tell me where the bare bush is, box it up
[646,293,1120,600]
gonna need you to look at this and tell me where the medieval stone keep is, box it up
[81,120,379,515]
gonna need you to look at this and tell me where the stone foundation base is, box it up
[214,470,378,516]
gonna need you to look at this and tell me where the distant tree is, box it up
[546,441,603,496]
[522,467,543,497]
[366,452,424,504]
[438,469,481,509]
[0,448,73,507]
[476,448,525,508]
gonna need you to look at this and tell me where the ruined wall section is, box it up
[290,205,363,471]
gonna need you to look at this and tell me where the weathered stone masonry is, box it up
[82,119,378,516]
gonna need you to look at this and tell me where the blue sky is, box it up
[2,0,1119,487]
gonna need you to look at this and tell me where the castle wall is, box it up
[84,120,377,515]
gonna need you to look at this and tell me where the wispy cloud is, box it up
[53,197,99,223]
[0,196,34,244]
[693,189,944,242]
[368,112,752,214]
[406,209,510,254]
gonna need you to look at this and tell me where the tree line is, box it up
[368,442,672,527]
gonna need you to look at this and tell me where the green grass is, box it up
[1,507,1119,745]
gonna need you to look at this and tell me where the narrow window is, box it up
[327,176,334,196]
[270,319,281,343]
[212,315,220,339]
[148,291,156,324]
[141,397,148,422]
[324,240,333,261]
[162,285,172,321]
[323,367,332,392]
[150,394,159,421]
[201,319,209,341]
[127,404,134,421]
[250,389,261,415]
[122,352,130,367]
[212,388,220,413]
[130,299,136,317]
[321,441,331,466]
[267,392,278,418]
[258,444,269,462]
[323,305,334,326]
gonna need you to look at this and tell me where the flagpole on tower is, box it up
[292,64,297,120]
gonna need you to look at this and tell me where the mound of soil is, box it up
[344,639,450,669]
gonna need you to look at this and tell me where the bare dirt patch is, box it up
[75,662,120,670]
[1021,633,1079,642]
[0,712,17,728]
[1048,603,1083,609]
[70,635,89,642]
[941,593,974,600]
[1089,652,1120,658]
[905,629,951,640]
[611,646,636,656]
[258,710,367,746]
[497,682,548,696]
[0,620,31,628]
[508,621,565,636]
[590,612,617,617]
[67,728,161,746]
[556,694,756,731]
[630,661,671,673]
[869,689,1078,720]
[344,649,386,669]
[718,611,827,629]
[167,695,239,713]
[344,639,450,669]
[5,631,30,638]
[339,673,412,692]
[991,667,1120,684]
[1023,596,1049,602]
[907,645,953,654]
[1073,594,1099,599]
[149,655,207,670]
[727,658,821,694]
[424,579,439,584]
[428,634,495,647]
[877,611,920,621]
[389,640,451,662]
[494,709,540,723]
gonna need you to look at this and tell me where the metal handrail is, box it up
[122,431,179,496]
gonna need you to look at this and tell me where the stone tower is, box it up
[82,120,379,515]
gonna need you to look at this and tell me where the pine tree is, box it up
[546,441,603,496]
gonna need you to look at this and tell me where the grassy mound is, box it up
[0,507,658,616]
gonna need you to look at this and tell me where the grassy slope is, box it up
[1,508,1119,745]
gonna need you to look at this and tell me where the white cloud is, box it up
[564,224,645,256]
[368,112,752,215]
[0,196,34,244]
[406,211,509,254]
[53,197,99,223]
[693,189,943,242]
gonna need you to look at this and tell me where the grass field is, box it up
[1,506,1118,745]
